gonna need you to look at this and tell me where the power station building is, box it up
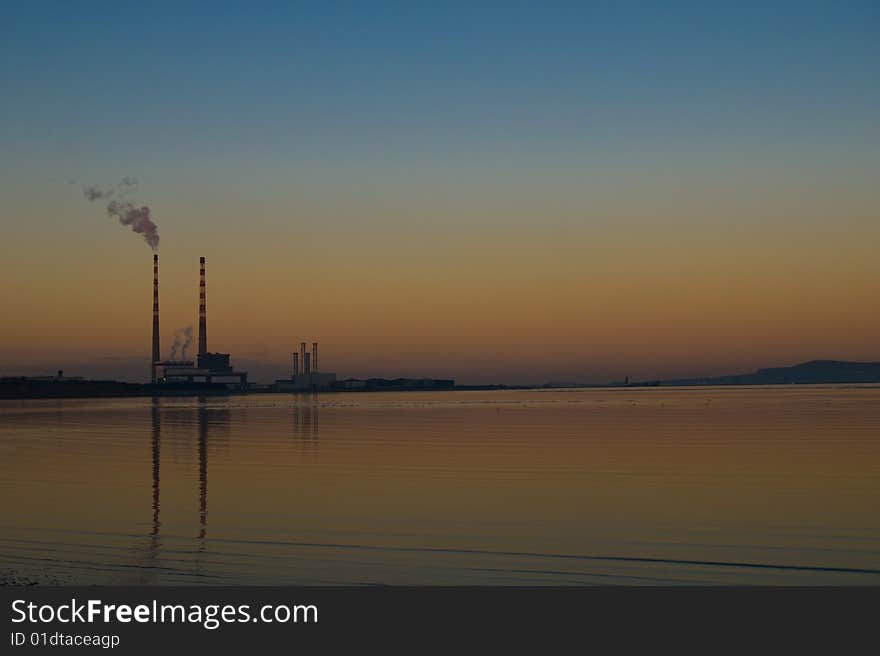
[151,255,248,389]
[274,341,336,391]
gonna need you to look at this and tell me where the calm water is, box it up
[1,387,879,585]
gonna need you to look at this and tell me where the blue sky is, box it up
[3,1,877,168]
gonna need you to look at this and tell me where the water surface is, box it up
[1,387,878,585]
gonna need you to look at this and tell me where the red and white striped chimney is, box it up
[198,256,207,356]
[151,254,160,383]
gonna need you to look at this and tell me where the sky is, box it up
[1,1,878,384]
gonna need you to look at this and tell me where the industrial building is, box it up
[144,254,455,395]
[338,378,454,391]
[151,255,248,389]
[274,341,336,391]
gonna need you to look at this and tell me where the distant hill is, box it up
[654,360,880,386]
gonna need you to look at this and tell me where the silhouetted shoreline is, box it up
[627,360,880,387]
[2,360,879,400]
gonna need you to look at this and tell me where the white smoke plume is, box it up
[169,326,193,361]
[83,178,159,250]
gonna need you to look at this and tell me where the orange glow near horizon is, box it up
[2,195,878,384]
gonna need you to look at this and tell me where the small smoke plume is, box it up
[169,326,193,361]
[83,178,159,250]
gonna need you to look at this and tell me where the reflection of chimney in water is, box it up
[150,398,161,544]
[293,402,319,442]
[197,400,208,547]
[312,398,319,436]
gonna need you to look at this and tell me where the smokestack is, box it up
[304,352,311,374]
[198,257,207,356]
[300,342,306,375]
[150,253,162,383]
[151,254,160,383]
[293,352,299,376]
[312,342,318,373]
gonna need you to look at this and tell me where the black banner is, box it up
[2,587,877,653]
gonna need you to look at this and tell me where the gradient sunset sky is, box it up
[1,2,878,384]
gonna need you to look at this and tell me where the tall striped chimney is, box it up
[312,342,318,373]
[293,352,299,376]
[198,257,207,356]
[151,254,160,383]
[300,342,306,375]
